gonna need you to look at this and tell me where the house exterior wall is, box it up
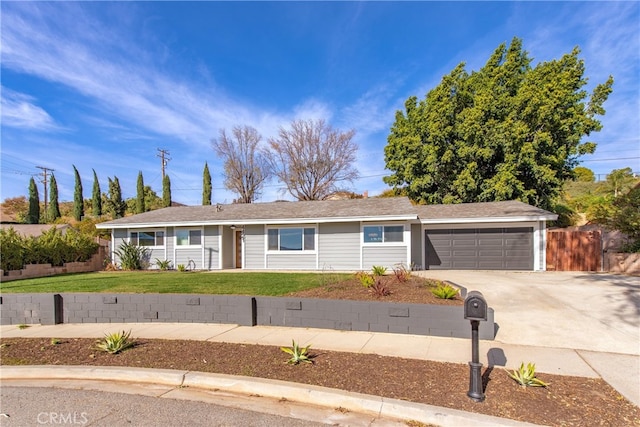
[318,222,360,271]
[203,225,219,270]
[244,225,265,269]
[112,229,127,265]
[266,253,316,269]
[411,223,423,270]
[362,246,408,271]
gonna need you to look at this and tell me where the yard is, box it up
[0,271,349,295]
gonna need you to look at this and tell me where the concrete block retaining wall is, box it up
[0,293,495,340]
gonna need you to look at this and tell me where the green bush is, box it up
[0,226,99,271]
[371,265,387,276]
[115,241,150,270]
[620,239,640,253]
[0,228,25,271]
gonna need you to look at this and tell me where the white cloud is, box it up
[0,87,58,130]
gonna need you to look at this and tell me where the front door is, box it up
[235,230,242,268]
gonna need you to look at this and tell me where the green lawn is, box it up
[0,271,349,295]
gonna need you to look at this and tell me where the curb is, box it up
[0,366,542,427]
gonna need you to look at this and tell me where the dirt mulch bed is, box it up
[287,275,464,305]
[1,337,639,426]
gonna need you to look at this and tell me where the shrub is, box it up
[280,340,312,365]
[369,280,391,297]
[355,271,375,287]
[177,264,186,272]
[506,362,549,388]
[114,241,150,270]
[371,265,387,276]
[620,239,640,253]
[155,259,172,270]
[0,228,25,271]
[95,330,136,354]
[392,263,411,282]
[0,226,99,271]
[431,282,459,299]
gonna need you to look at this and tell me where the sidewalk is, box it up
[2,322,638,409]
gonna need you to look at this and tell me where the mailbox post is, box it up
[464,291,488,402]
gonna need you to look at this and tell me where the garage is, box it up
[425,227,534,270]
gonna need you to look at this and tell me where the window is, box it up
[130,231,164,247]
[363,225,404,243]
[267,228,315,251]
[176,229,201,246]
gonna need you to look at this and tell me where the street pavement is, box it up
[1,270,638,426]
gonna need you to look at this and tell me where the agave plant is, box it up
[507,362,549,387]
[431,282,459,299]
[95,330,136,354]
[280,340,313,365]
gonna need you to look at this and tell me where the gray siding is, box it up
[165,227,174,264]
[244,225,265,269]
[318,222,360,270]
[266,253,316,269]
[362,246,408,271]
[411,223,423,270]
[175,248,202,269]
[112,229,127,265]
[203,225,219,270]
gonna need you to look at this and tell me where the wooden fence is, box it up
[546,230,602,272]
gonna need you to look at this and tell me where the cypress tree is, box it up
[136,171,145,213]
[73,165,84,221]
[48,174,61,221]
[92,169,102,217]
[27,177,40,224]
[202,162,212,205]
[162,175,172,207]
[107,176,126,219]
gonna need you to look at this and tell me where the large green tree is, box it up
[384,37,613,210]
[92,169,102,216]
[136,171,146,213]
[48,174,61,221]
[106,176,126,219]
[162,175,171,207]
[202,162,212,205]
[73,165,84,221]
[27,177,40,224]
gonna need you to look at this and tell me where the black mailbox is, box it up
[464,291,487,321]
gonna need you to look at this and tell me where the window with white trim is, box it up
[176,229,202,246]
[267,228,315,251]
[363,225,404,243]
[130,231,164,247]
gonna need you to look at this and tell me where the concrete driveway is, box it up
[418,270,640,355]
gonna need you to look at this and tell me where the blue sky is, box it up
[1,1,638,206]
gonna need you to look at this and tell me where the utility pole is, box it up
[36,166,54,214]
[157,148,171,179]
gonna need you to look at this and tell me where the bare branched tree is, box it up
[212,125,271,203]
[266,119,358,201]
